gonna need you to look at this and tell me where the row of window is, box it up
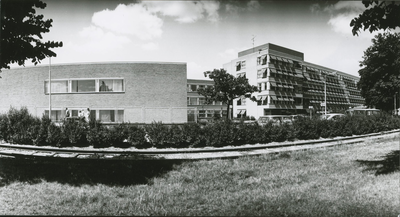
[237,95,302,106]
[269,55,301,69]
[187,109,228,120]
[269,63,298,75]
[187,97,224,106]
[187,84,211,92]
[44,109,124,123]
[45,78,124,94]
[348,91,363,97]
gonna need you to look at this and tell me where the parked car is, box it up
[320,113,345,120]
[257,115,293,125]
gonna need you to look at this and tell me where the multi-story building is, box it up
[223,43,364,119]
[187,79,226,122]
[0,62,187,124]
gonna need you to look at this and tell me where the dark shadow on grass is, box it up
[0,156,183,187]
[356,150,399,175]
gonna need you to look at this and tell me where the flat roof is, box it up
[238,43,304,60]
[7,61,187,70]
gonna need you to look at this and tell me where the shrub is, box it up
[236,122,266,145]
[46,122,67,147]
[202,119,237,147]
[292,117,321,140]
[86,119,110,148]
[107,123,130,148]
[0,112,9,141]
[1,106,400,149]
[126,125,148,148]
[269,123,292,142]
[180,122,204,148]
[61,118,88,147]
[31,115,51,146]
[4,107,41,145]
[144,122,171,148]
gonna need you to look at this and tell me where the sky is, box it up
[12,0,389,79]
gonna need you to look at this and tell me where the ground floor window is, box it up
[44,110,63,122]
[237,109,247,118]
[98,110,124,123]
[44,108,124,123]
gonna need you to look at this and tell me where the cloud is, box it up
[79,25,131,48]
[187,61,210,79]
[141,42,159,51]
[143,1,220,23]
[324,1,366,13]
[92,4,163,40]
[218,48,238,60]
[324,1,381,38]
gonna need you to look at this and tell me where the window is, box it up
[72,80,96,92]
[236,61,241,71]
[262,55,267,65]
[214,110,221,118]
[44,110,63,121]
[237,72,246,78]
[98,110,124,122]
[241,61,246,70]
[198,98,206,105]
[257,56,262,65]
[189,98,198,105]
[237,109,246,118]
[99,79,124,92]
[257,69,267,79]
[45,78,125,94]
[190,85,197,92]
[198,110,206,118]
[45,80,68,93]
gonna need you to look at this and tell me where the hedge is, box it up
[0,107,399,149]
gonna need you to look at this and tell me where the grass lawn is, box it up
[0,137,399,216]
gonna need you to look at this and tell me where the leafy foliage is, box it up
[357,32,400,111]
[350,1,400,36]
[198,69,259,119]
[1,0,63,70]
[1,107,400,149]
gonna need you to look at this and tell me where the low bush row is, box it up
[0,107,399,149]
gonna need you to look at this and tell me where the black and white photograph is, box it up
[0,0,399,216]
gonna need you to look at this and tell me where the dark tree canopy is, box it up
[198,68,259,119]
[350,1,400,36]
[357,32,400,111]
[1,0,63,70]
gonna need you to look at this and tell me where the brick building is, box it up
[223,43,364,119]
[0,62,187,123]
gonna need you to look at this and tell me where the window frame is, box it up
[44,77,125,94]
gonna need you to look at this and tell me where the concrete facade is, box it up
[223,43,364,119]
[0,62,187,123]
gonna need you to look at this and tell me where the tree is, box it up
[1,0,63,71]
[357,32,400,111]
[198,69,259,119]
[350,1,400,36]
